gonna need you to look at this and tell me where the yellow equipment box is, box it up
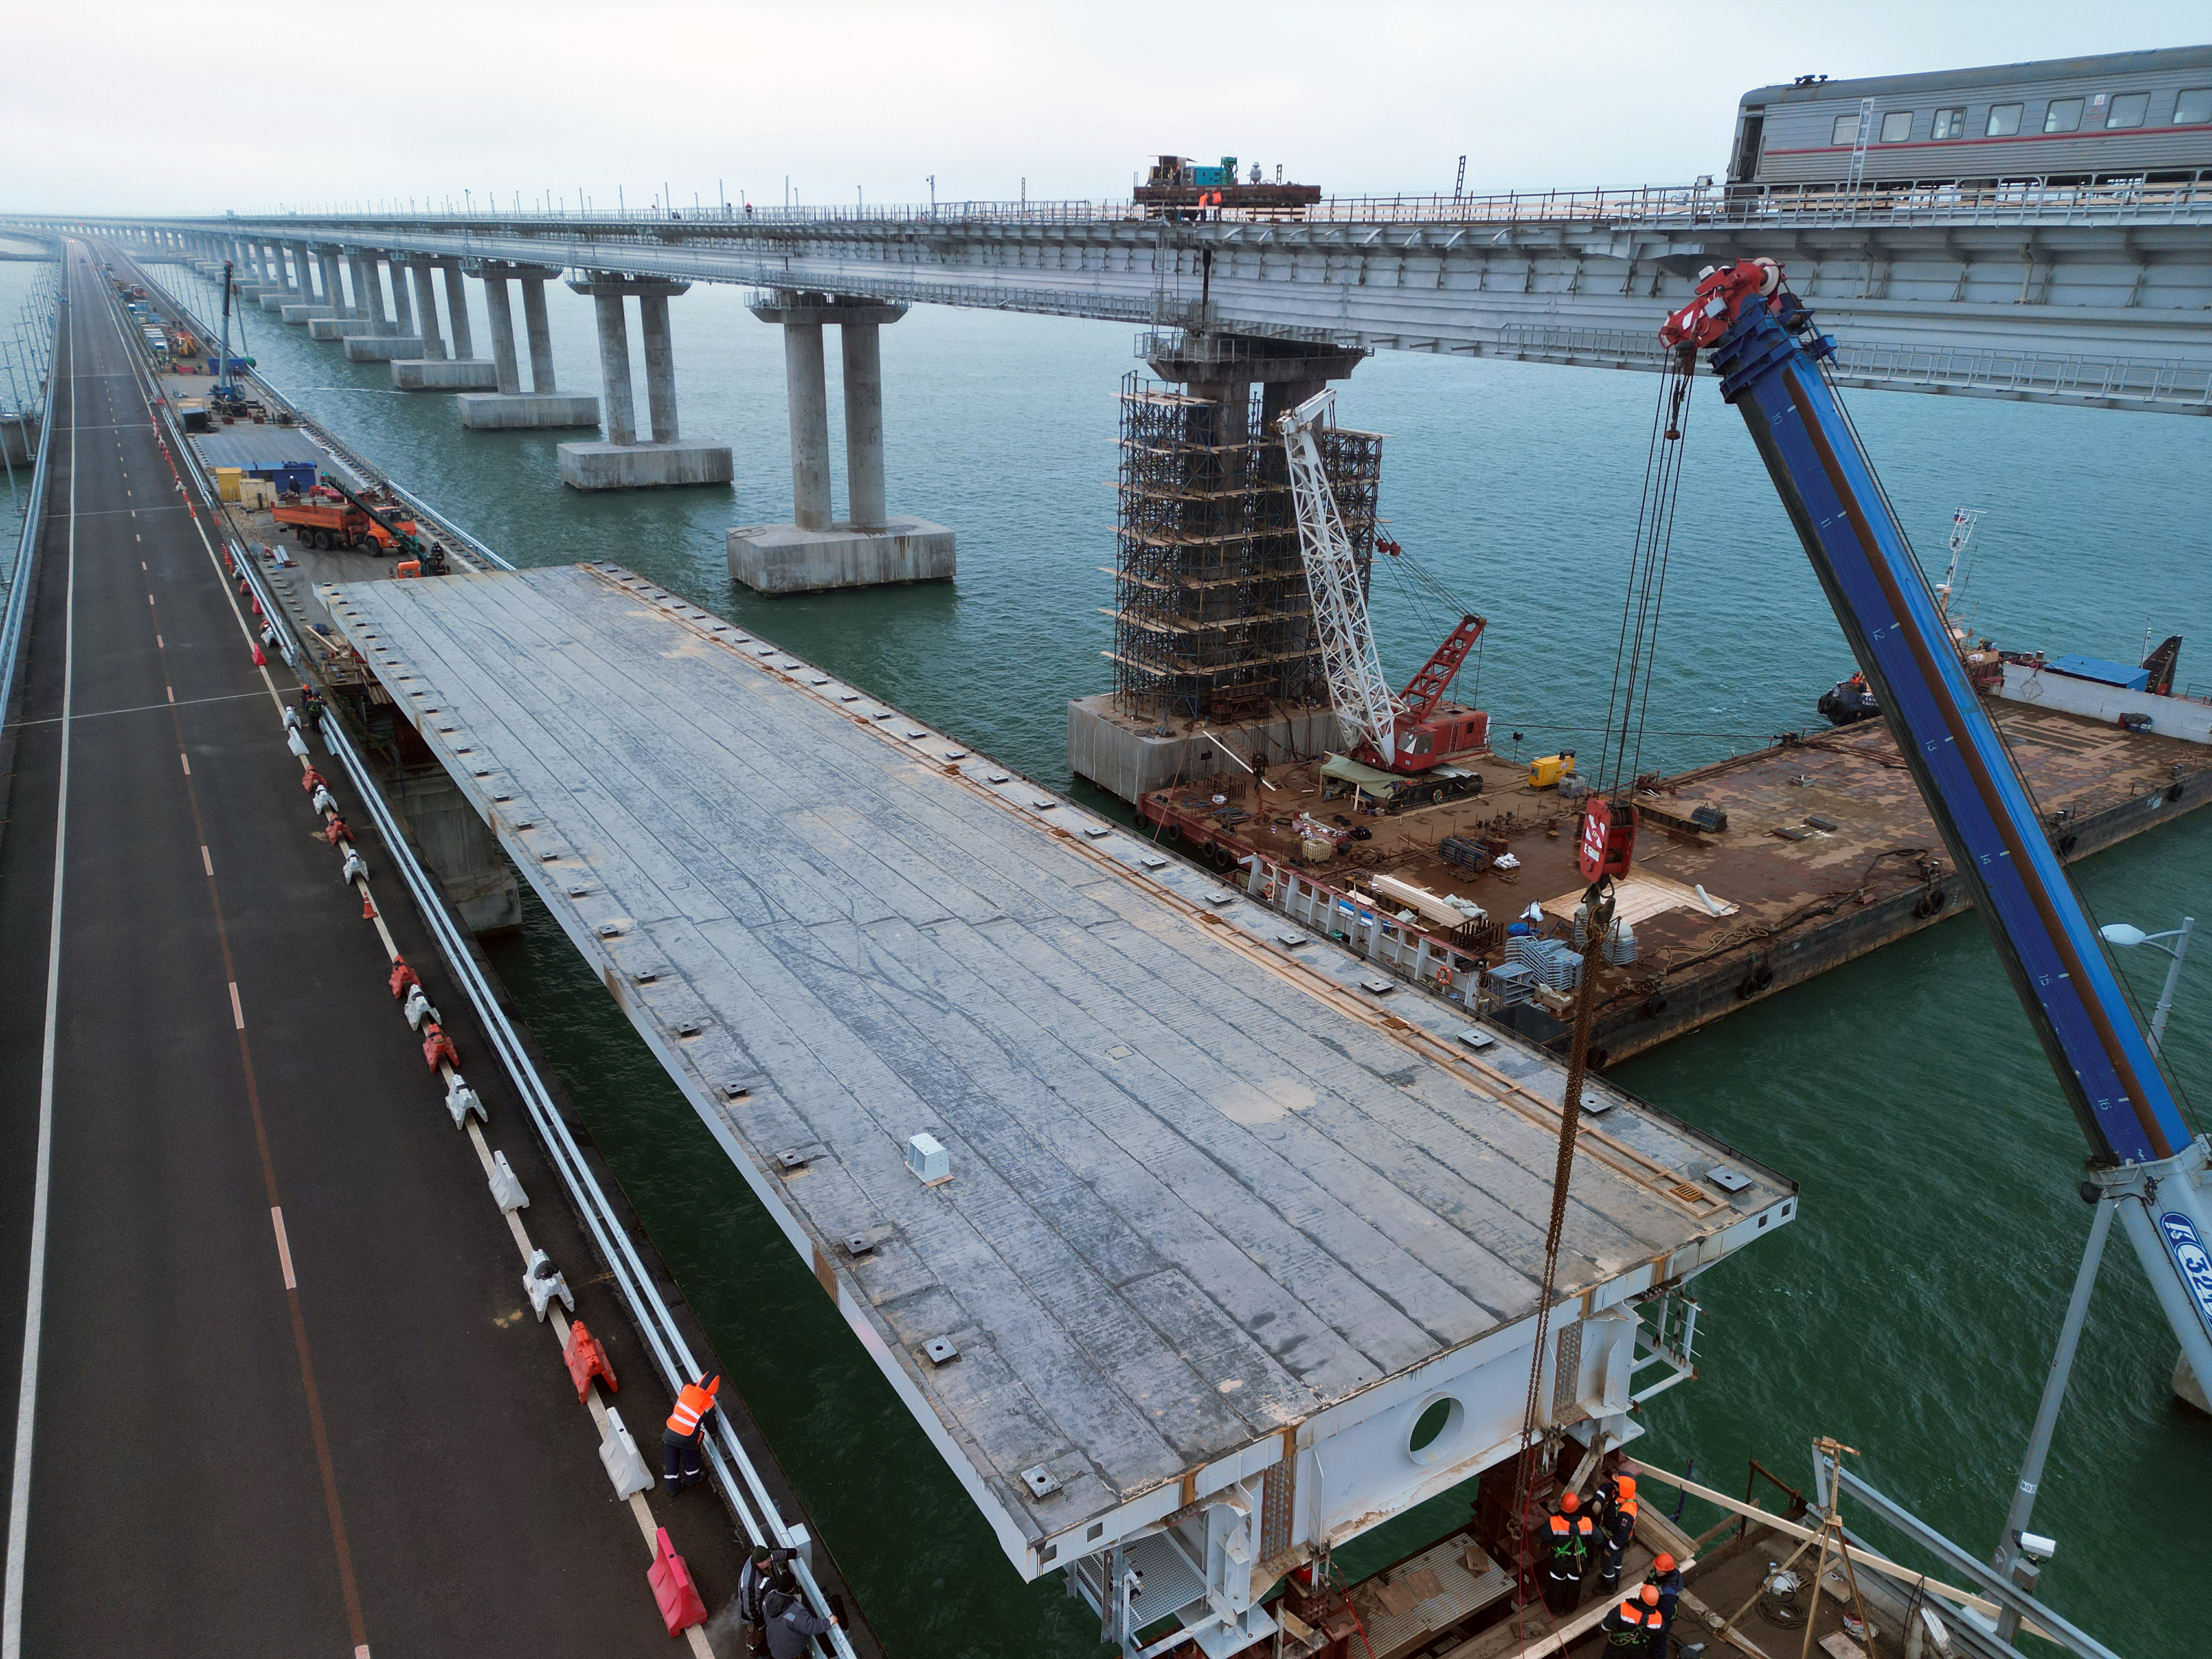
[1529,752,1577,789]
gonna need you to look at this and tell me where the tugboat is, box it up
[1818,670,1879,726]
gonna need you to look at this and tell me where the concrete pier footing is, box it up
[257,293,291,312]
[382,764,522,935]
[309,317,376,341]
[1065,694,1341,805]
[281,304,335,324]
[456,393,601,430]
[393,359,502,391]
[344,335,426,363]
[558,438,733,490]
[726,519,955,595]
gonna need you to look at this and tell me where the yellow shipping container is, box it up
[213,465,243,503]
[1528,752,1577,789]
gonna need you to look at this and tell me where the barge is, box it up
[1137,698,2212,1068]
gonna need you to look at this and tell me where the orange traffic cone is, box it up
[362,895,377,921]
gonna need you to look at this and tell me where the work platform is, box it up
[320,563,1795,1651]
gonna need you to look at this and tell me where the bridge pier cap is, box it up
[730,287,952,595]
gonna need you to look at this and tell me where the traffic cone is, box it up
[252,644,267,667]
[388,960,419,1000]
[362,895,377,921]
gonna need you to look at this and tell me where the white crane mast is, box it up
[1278,388,1398,764]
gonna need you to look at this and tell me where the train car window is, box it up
[1984,103,2024,137]
[2044,98,2084,133]
[2105,92,2149,128]
[1879,111,1912,143]
[1831,114,1860,146]
[2171,88,2211,125]
[1932,108,1968,139]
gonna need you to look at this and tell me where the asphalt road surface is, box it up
[0,242,744,1657]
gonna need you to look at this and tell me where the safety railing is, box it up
[1244,856,1477,1002]
[0,256,65,744]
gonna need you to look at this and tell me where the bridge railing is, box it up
[202,170,2212,236]
[0,247,65,757]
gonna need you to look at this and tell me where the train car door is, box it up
[1730,111,1766,183]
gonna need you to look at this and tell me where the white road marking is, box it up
[166,686,174,703]
[270,1208,297,1290]
[228,981,244,1029]
[179,752,190,775]
[201,845,212,876]
[4,253,81,1659]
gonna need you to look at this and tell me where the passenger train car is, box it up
[1730,46,2212,188]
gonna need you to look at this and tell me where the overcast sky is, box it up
[7,1,2207,213]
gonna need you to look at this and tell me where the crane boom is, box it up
[1279,388,1399,765]
[1662,258,2212,1393]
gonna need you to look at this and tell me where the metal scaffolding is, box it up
[1109,374,1382,720]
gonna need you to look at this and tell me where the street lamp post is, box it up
[2100,915,2195,1054]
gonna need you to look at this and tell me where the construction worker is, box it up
[1644,1555,1683,1650]
[1543,1490,1594,1614]
[1594,1471,1639,1594]
[760,1581,842,1659]
[1599,1591,1655,1658]
[1635,1583,1667,1656]
[661,1370,721,1495]
[297,682,326,738]
[736,1546,796,1657]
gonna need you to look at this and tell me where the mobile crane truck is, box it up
[1659,258,2212,1430]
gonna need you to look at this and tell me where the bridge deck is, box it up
[320,562,1792,1571]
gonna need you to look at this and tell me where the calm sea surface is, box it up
[157,258,2211,1655]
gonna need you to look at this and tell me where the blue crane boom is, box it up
[1660,258,2212,1392]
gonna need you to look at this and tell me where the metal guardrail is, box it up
[87,168,2212,238]
[0,268,65,744]
[101,244,856,1656]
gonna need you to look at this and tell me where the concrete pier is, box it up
[346,255,424,361]
[381,764,522,934]
[555,274,727,489]
[729,290,950,593]
[312,251,379,341]
[457,262,596,429]
[1066,695,1341,804]
[390,257,495,390]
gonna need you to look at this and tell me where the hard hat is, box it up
[1641,1585,1660,1606]
[1654,1553,1676,1572]
[1560,1491,1579,1511]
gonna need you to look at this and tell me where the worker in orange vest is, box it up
[1599,1587,1662,1656]
[1543,1491,1595,1613]
[662,1371,721,1495]
[1593,1470,1639,1592]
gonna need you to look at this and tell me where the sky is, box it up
[4,1,2207,214]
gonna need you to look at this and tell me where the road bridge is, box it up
[0,239,870,1656]
[15,172,2212,414]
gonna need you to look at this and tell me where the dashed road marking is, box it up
[201,845,212,876]
[229,981,244,1029]
[179,752,190,775]
[166,686,174,703]
[270,1207,297,1289]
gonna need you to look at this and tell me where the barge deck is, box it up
[1138,709,2211,1068]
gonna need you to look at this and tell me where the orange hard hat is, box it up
[1654,1553,1676,1572]
[1560,1491,1579,1511]
[1641,1585,1660,1606]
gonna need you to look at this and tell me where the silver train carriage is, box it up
[1730,46,2212,188]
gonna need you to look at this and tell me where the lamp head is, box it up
[2100,923,2149,949]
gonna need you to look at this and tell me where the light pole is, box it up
[2100,916,2194,1054]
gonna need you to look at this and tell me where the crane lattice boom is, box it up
[1278,389,1398,764]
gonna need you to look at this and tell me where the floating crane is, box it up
[1278,388,1488,795]
[1659,257,2212,1415]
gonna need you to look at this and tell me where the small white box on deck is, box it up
[906,1132,951,1184]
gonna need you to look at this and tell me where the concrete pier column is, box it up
[280,242,337,325]
[453,262,595,423]
[409,261,446,360]
[639,291,679,444]
[388,254,416,336]
[783,322,832,529]
[555,274,727,488]
[731,290,950,592]
[839,320,886,529]
[591,291,636,445]
[357,254,390,332]
[520,279,557,394]
[442,263,474,358]
[482,274,522,395]
[386,763,522,935]
[302,247,351,335]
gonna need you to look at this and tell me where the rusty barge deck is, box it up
[1138,704,2212,1068]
